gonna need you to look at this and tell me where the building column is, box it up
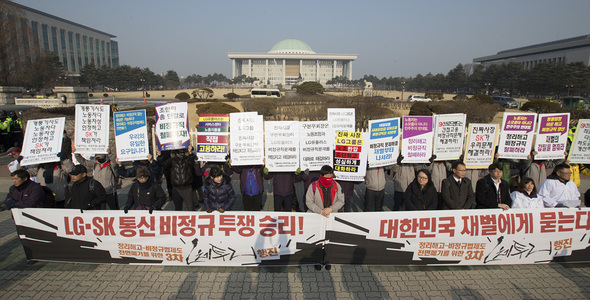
[299,60,303,81]
[316,60,319,82]
[248,59,252,77]
[348,61,353,79]
[282,59,286,86]
[265,59,269,85]
[232,59,236,79]
[333,60,337,80]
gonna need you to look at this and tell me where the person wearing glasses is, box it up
[440,161,475,209]
[403,169,438,210]
[538,163,581,208]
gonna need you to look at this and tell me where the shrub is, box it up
[425,92,443,101]
[520,99,563,114]
[175,92,191,101]
[453,94,468,101]
[162,94,165,97]
[409,102,433,116]
[295,81,324,95]
[196,102,240,115]
[242,99,277,116]
[88,93,93,97]
[470,94,493,104]
[145,93,150,98]
[223,92,240,100]
[103,93,108,97]
[192,88,214,100]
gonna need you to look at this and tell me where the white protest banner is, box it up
[230,112,264,166]
[155,102,190,151]
[367,118,400,168]
[498,112,537,159]
[328,108,355,146]
[433,113,466,160]
[534,113,569,160]
[12,209,326,266]
[333,131,367,181]
[113,110,149,162]
[265,121,299,172]
[568,119,590,163]
[325,209,590,265]
[196,114,229,162]
[401,116,434,163]
[74,104,110,154]
[20,117,65,166]
[299,121,332,171]
[464,123,498,169]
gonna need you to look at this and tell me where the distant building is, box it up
[473,34,590,70]
[8,2,119,75]
[228,39,357,86]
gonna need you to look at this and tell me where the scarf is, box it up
[319,176,334,188]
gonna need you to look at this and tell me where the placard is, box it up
[534,113,569,160]
[433,113,466,160]
[196,114,229,162]
[328,108,355,147]
[265,121,299,172]
[229,112,264,166]
[464,123,498,169]
[299,121,332,171]
[333,131,367,181]
[568,119,590,163]
[20,117,65,166]
[401,116,434,163]
[114,110,149,162]
[498,113,536,159]
[74,104,110,154]
[155,102,190,151]
[367,118,400,168]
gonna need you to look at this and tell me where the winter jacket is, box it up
[264,172,302,196]
[232,165,264,195]
[521,159,563,188]
[475,175,511,209]
[125,178,166,210]
[403,180,438,210]
[440,175,475,209]
[159,151,197,188]
[118,160,163,184]
[203,175,236,210]
[365,167,386,191]
[5,179,45,208]
[75,153,118,195]
[67,176,106,209]
[464,169,488,192]
[510,191,544,209]
[26,159,73,203]
[305,180,344,214]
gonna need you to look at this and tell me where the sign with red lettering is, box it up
[498,113,537,159]
[464,123,498,169]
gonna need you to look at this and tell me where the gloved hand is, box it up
[263,167,269,175]
[397,154,404,164]
[207,209,214,213]
[123,206,130,213]
[218,208,225,213]
[304,168,310,175]
[17,156,23,163]
[429,155,437,163]
[4,198,15,209]
[295,168,301,175]
[57,152,67,161]
[149,205,156,214]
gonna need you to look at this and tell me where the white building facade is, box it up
[228,39,357,86]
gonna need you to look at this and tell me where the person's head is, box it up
[95,154,107,164]
[488,163,503,181]
[554,163,572,182]
[68,165,88,182]
[415,169,431,188]
[8,111,16,119]
[518,177,537,194]
[10,169,30,187]
[6,147,21,159]
[209,166,224,184]
[0,110,6,120]
[451,161,467,179]
[136,166,150,183]
[319,165,334,178]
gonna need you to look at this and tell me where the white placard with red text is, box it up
[20,117,65,166]
[265,121,300,172]
[74,104,110,154]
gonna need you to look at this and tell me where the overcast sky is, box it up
[13,0,590,79]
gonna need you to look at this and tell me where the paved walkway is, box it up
[2,172,590,299]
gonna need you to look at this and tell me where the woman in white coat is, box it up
[510,177,544,209]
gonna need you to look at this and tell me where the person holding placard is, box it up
[117,154,163,184]
[25,153,74,208]
[520,150,566,189]
[158,147,199,211]
[538,163,580,208]
[264,168,303,212]
[440,161,475,209]
[231,163,265,211]
[73,146,120,210]
[364,167,387,211]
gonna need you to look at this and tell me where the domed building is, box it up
[228,39,357,86]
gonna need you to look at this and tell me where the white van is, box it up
[407,95,432,102]
[250,88,281,98]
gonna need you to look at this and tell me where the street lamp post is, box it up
[566,84,573,96]
[140,78,146,103]
[401,81,405,101]
[485,82,491,95]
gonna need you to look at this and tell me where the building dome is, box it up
[269,39,316,54]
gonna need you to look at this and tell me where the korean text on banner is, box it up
[12,209,326,267]
[464,123,498,169]
[534,113,569,160]
[114,110,149,162]
[334,131,367,181]
[568,119,590,163]
[299,121,332,171]
[498,112,537,159]
[433,113,466,160]
[20,117,65,166]
[367,118,400,168]
[401,116,434,163]
[196,114,229,162]
[155,102,190,151]
[265,121,300,172]
[230,112,264,166]
[74,104,110,154]
[328,108,355,147]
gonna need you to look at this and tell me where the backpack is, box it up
[26,183,56,208]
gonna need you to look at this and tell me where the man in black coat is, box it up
[441,161,475,209]
[158,147,199,211]
[4,169,45,209]
[67,165,107,210]
[475,163,511,210]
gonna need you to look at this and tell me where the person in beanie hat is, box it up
[124,166,166,212]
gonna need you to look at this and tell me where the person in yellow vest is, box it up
[0,110,13,152]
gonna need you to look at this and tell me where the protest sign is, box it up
[230,112,264,166]
[299,121,332,171]
[433,113,466,160]
[464,123,498,169]
[367,118,400,168]
[498,112,537,159]
[114,110,149,162]
[568,119,590,163]
[328,108,355,146]
[74,104,110,154]
[265,121,300,172]
[196,114,229,162]
[534,113,569,160]
[155,102,190,151]
[401,116,433,163]
[20,117,65,165]
[333,131,367,181]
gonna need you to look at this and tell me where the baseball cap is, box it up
[6,147,21,156]
[69,165,88,175]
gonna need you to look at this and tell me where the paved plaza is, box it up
[2,166,590,299]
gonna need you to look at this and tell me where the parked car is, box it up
[407,95,432,102]
[492,96,518,108]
